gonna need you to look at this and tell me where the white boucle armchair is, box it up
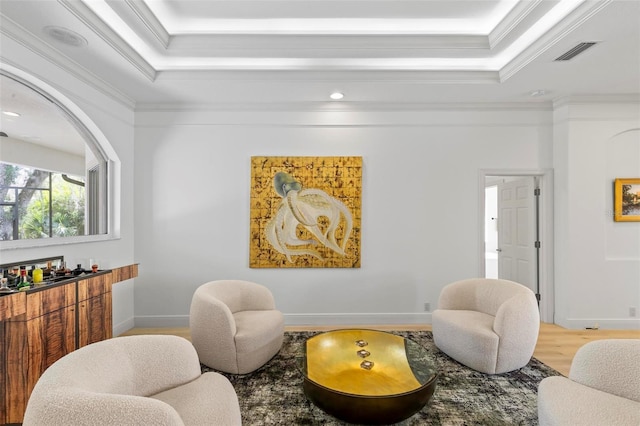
[432,278,540,374]
[538,339,640,426]
[22,334,242,426]
[190,280,284,374]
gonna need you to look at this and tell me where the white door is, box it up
[497,177,536,292]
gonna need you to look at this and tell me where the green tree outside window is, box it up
[0,163,85,240]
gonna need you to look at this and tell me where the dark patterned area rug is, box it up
[202,331,562,425]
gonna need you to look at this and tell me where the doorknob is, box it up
[496,248,502,252]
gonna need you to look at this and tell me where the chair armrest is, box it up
[492,292,540,373]
[24,389,184,426]
[538,375,640,426]
[190,290,237,339]
[493,293,540,340]
[242,282,277,311]
[437,279,479,310]
[124,335,203,395]
[569,339,640,402]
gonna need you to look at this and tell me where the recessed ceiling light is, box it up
[43,26,88,47]
[330,92,344,100]
[2,111,21,117]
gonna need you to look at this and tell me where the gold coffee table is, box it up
[297,329,437,424]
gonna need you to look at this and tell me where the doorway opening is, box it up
[484,184,499,279]
[484,176,539,292]
[479,170,554,323]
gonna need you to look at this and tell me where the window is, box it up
[0,69,114,246]
[0,164,93,240]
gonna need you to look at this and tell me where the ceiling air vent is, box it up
[554,42,598,61]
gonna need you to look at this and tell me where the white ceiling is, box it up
[0,73,84,156]
[0,0,639,112]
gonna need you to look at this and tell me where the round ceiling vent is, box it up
[43,26,88,47]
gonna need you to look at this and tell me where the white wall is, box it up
[553,100,640,329]
[0,38,137,335]
[5,32,637,331]
[134,106,553,327]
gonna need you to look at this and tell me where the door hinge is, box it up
[534,188,541,196]
[535,241,541,248]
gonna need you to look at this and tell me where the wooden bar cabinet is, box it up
[0,262,138,424]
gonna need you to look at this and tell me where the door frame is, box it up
[478,169,554,323]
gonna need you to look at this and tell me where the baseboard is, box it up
[132,314,637,331]
[557,317,640,330]
[134,315,190,328]
[113,317,135,336]
[285,312,432,326]
[133,312,433,329]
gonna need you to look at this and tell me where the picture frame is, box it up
[249,156,362,268]
[613,178,640,222]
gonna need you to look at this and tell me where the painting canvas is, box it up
[614,178,640,222]
[250,156,362,268]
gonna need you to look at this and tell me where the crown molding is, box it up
[123,0,171,49]
[499,0,612,82]
[0,15,135,109]
[154,69,500,83]
[166,33,490,54]
[135,100,553,113]
[489,0,544,49]
[553,94,640,108]
[552,94,640,123]
[58,0,156,81]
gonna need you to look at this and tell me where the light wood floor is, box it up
[120,322,639,376]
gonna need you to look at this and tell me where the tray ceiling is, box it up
[0,0,638,107]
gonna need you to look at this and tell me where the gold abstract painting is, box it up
[250,156,362,268]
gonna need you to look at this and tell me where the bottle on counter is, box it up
[32,266,43,284]
[8,267,19,287]
[43,260,53,277]
[0,269,8,291]
[72,264,85,276]
[17,266,30,290]
[58,261,68,276]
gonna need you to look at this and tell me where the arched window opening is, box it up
[0,69,114,247]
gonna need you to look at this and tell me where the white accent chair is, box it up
[538,339,640,426]
[432,278,540,374]
[190,280,284,374]
[23,335,242,426]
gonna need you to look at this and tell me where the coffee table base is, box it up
[303,376,437,424]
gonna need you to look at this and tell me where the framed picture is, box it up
[249,156,362,268]
[614,178,640,222]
